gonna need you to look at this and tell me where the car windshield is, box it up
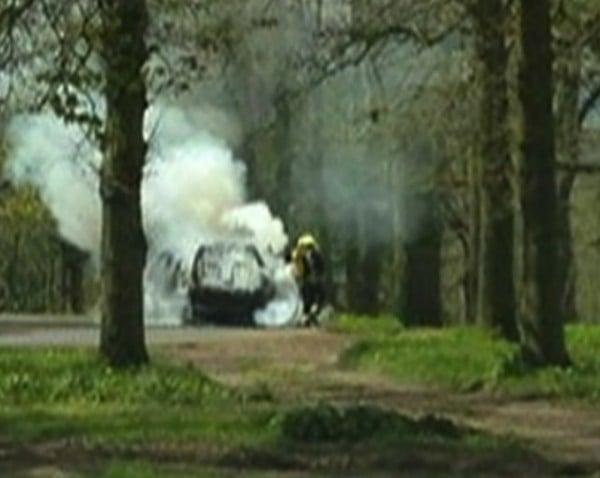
[197,243,263,292]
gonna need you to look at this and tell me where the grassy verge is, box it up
[77,462,316,478]
[334,315,600,401]
[0,347,552,477]
[0,348,275,446]
[326,314,405,337]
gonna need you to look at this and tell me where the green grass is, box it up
[0,348,277,446]
[277,403,468,444]
[12,461,317,478]
[326,314,404,337]
[0,345,547,477]
[0,348,288,477]
[335,315,600,401]
[0,348,229,406]
[49,461,313,478]
[497,325,600,400]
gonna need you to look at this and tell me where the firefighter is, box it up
[289,233,326,325]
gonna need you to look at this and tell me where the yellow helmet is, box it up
[296,234,317,248]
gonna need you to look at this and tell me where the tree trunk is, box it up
[555,39,582,322]
[343,57,389,316]
[345,203,385,315]
[473,0,518,341]
[59,240,87,314]
[556,194,576,320]
[99,0,149,367]
[272,97,294,227]
[466,150,481,325]
[344,221,362,313]
[402,191,442,326]
[517,0,570,367]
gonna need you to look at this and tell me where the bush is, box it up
[278,403,464,444]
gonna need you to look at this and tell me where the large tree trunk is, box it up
[99,0,149,367]
[473,0,518,341]
[555,38,582,323]
[517,0,570,367]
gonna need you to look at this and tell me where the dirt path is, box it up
[167,328,600,474]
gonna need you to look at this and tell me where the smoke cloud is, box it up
[6,115,101,254]
[4,95,295,326]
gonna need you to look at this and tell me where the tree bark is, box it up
[99,0,149,367]
[555,38,582,323]
[517,0,570,366]
[272,97,294,227]
[472,0,518,341]
[344,58,388,316]
[402,191,442,327]
[345,202,385,315]
[59,240,87,314]
[466,150,481,325]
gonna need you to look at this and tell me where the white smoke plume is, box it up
[6,115,101,255]
[143,133,246,263]
[4,97,299,326]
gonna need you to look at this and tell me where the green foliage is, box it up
[0,348,279,450]
[0,348,229,406]
[340,323,515,391]
[337,318,600,401]
[278,403,464,444]
[279,404,401,443]
[326,314,404,337]
[493,325,600,400]
[0,185,66,312]
[95,462,286,478]
[0,347,550,477]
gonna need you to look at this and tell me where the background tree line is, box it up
[2,0,600,367]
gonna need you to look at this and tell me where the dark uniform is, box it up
[290,234,326,325]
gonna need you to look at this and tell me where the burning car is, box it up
[146,238,306,328]
[185,239,310,327]
[187,241,277,326]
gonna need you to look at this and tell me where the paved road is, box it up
[0,314,259,347]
